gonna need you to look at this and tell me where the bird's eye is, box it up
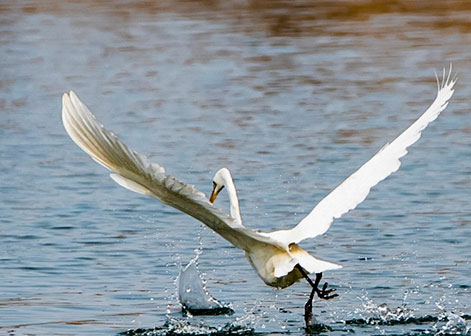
[213,181,217,188]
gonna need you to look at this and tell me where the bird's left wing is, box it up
[62,91,280,252]
[266,67,456,245]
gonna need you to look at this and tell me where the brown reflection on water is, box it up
[2,0,471,35]
[334,128,378,146]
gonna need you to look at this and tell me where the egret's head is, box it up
[209,168,230,203]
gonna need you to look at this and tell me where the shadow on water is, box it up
[123,285,471,336]
[121,319,255,336]
[120,313,471,336]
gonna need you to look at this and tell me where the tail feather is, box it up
[287,244,342,275]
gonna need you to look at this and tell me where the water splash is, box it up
[352,292,415,325]
[432,302,471,335]
[177,255,233,315]
[343,292,471,335]
[121,318,254,336]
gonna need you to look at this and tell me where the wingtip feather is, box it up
[277,66,457,245]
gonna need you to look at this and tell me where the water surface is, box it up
[1,1,470,335]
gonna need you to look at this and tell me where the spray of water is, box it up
[177,254,233,315]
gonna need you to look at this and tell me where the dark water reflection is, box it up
[1,1,470,335]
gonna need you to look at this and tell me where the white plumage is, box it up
[62,67,456,289]
[266,67,456,245]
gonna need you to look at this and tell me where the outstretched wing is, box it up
[62,91,279,252]
[267,67,457,245]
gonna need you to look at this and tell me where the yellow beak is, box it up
[209,185,218,203]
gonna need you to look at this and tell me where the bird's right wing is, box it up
[62,91,280,252]
[266,67,456,245]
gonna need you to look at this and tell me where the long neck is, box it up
[222,174,242,226]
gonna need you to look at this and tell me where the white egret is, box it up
[62,67,456,326]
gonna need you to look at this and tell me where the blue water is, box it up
[1,1,470,335]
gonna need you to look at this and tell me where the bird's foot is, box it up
[315,282,338,300]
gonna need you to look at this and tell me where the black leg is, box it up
[295,265,338,327]
[295,265,338,300]
[304,285,315,326]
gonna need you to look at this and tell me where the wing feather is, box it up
[267,67,457,245]
[62,91,280,252]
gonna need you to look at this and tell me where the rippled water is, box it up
[1,1,470,335]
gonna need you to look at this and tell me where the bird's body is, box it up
[206,167,341,288]
[246,241,336,288]
[62,67,456,324]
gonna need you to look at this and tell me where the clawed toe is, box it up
[317,291,338,300]
[320,292,338,300]
[316,282,338,300]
